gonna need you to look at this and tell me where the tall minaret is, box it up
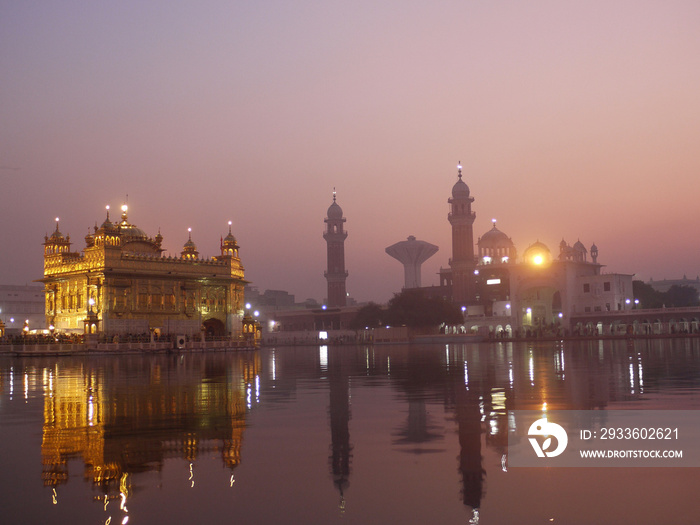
[448,162,476,305]
[324,190,348,307]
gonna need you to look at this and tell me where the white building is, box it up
[0,284,46,335]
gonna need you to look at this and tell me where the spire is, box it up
[333,187,337,202]
[458,161,463,179]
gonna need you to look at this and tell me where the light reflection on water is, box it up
[0,339,699,524]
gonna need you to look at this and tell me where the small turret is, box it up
[181,228,199,259]
[220,221,239,258]
[44,218,72,256]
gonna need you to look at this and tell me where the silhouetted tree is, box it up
[349,302,385,329]
[633,280,663,308]
[632,281,700,308]
[665,285,700,307]
[385,289,462,329]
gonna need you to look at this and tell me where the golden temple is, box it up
[40,205,249,339]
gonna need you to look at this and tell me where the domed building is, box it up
[477,220,516,265]
[522,240,552,266]
[438,164,635,336]
[40,204,250,341]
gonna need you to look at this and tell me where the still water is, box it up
[1,339,699,525]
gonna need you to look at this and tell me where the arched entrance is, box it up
[203,318,226,337]
[520,285,561,328]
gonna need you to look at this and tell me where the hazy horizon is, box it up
[2,1,699,303]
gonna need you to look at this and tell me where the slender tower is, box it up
[448,162,477,305]
[324,190,348,307]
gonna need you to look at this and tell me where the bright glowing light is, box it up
[492,218,496,224]
[319,331,328,340]
[486,278,501,285]
[482,256,492,264]
[55,217,59,222]
[253,310,259,317]
[245,303,251,309]
[228,220,232,226]
[533,255,544,265]
[187,227,191,233]
[121,204,128,212]
[321,305,327,310]
[625,298,631,304]
[474,269,479,275]
[558,312,563,318]
[320,345,328,370]
[505,304,511,309]
[526,308,532,314]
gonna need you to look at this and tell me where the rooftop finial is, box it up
[457,161,462,179]
[228,220,232,234]
[188,227,192,240]
[333,187,337,202]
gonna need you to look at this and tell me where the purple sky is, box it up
[2,1,699,304]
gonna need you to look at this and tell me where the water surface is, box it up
[1,339,699,524]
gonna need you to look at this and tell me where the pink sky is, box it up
[1,1,699,304]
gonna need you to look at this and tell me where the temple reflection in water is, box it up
[39,352,260,498]
[1,338,698,523]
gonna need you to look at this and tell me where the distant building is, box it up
[0,284,45,336]
[647,276,700,295]
[244,286,296,310]
[39,205,249,337]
